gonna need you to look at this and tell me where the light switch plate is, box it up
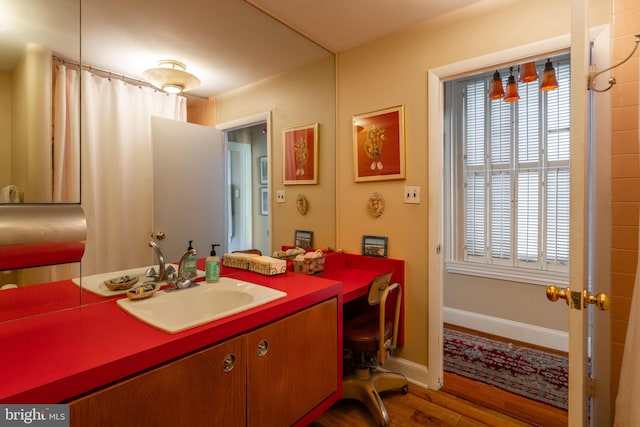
[403,186,421,204]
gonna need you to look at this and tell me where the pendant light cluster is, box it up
[489,59,558,102]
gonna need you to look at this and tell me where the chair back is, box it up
[365,271,402,365]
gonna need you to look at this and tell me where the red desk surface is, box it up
[0,252,404,411]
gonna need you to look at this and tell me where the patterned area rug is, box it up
[443,327,568,409]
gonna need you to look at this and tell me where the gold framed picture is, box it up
[283,123,318,185]
[353,105,405,182]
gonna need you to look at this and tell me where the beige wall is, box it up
[216,56,336,252]
[11,44,52,203]
[336,0,610,366]
[0,71,10,187]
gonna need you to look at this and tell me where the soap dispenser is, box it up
[184,240,197,275]
[206,244,221,283]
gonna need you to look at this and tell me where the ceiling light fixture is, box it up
[518,62,538,83]
[539,59,559,92]
[503,67,520,102]
[488,70,505,100]
[143,60,200,94]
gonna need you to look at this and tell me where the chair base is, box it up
[341,368,409,427]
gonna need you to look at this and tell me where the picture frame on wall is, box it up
[362,235,388,258]
[294,230,314,249]
[283,123,318,185]
[353,105,405,182]
[259,156,268,184]
[260,187,268,215]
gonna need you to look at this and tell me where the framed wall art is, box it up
[283,123,318,185]
[260,187,268,215]
[259,156,268,184]
[362,235,388,258]
[353,105,405,182]
[294,230,314,249]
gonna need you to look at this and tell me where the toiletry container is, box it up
[206,244,221,282]
[184,240,197,275]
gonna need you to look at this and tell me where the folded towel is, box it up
[0,185,19,203]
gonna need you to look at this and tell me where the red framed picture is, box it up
[353,105,405,182]
[283,123,318,185]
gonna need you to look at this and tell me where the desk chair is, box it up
[342,271,408,427]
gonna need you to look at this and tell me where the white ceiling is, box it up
[2,0,482,98]
[249,0,484,53]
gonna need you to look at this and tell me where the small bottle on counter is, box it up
[206,244,221,283]
[184,240,197,275]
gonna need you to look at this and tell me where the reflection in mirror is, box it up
[1,0,82,324]
[1,0,81,204]
[0,0,336,326]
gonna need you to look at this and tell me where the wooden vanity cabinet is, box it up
[69,298,338,427]
[247,297,338,426]
[69,335,247,427]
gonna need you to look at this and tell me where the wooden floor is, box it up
[312,325,568,426]
[311,375,567,426]
[311,382,534,426]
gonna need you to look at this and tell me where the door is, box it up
[227,141,252,253]
[151,116,225,264]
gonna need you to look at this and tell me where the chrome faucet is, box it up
[145,241,175,282]
[168,248,198,290]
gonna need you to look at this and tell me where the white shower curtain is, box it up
[80,71,186,275]
[614,63,640,427]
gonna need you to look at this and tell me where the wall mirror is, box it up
[0,0,335,324]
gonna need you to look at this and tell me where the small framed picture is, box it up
[283,123,318,185]
[259,156,268,185]
[362,235,388,258]
[260,187,268,215]
[294,230,313,249]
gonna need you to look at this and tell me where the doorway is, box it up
[427,28,612,425]
[224,121,269,256]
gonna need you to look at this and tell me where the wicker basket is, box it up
[248,256,287,276]
[293,254,325,275]
[223,253,259,270]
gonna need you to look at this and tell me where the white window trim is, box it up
[445,260,569,287]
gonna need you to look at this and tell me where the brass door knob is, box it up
[546,285,610,311]
[546,285,570,305]
[584,290,610,311]
[155,231,166,240]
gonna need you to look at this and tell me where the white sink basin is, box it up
[117,277,287,333]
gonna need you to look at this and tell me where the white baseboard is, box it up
[383,356,430,389]
[443,307,568,352]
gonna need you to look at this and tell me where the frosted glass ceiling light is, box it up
[143,60,200,94]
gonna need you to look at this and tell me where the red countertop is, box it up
[0,263,343,404]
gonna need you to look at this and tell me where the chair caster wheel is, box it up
[401,385,409,395]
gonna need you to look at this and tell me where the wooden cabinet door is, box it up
[69,336,246,427]
[246,298,338,427]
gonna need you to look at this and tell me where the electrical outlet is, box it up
[403,186,421,204]
[276,190,286,203]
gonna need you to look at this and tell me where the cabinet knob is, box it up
[256,339,270,357]
[222,354,236,372]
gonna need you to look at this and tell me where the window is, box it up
[445,55,570,281]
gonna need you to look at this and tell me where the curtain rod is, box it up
[52,55,207,100]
